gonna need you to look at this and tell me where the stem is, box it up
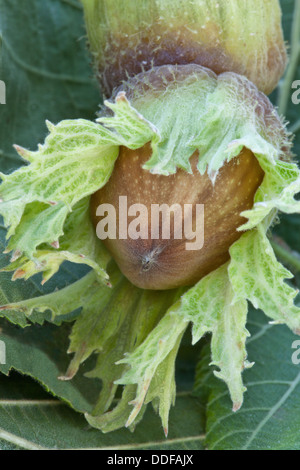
[277,0,300,116]
[271,237,300,273]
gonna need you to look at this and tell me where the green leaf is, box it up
[0,319,101,414]
[0,373,205,450]
[0,0,101,173]
[198,308,300,450]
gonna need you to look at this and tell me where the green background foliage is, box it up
[0,0,299,450]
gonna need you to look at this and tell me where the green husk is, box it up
[82,0,287,95]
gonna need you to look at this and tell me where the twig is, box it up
[271,236,300,273]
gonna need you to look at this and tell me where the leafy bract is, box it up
[115,300,188,433]
[178,264,251,411]
[239,157,300,230]
[2,259,184,432]
[123,66,291,179]
[1,198,110,284]
[229,224,300,333]
[115,264,250,419]
[0,119,118,240]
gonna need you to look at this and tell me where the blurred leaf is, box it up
[0,0,100,172]
[0,318,101,413]
[0,373,205,450]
